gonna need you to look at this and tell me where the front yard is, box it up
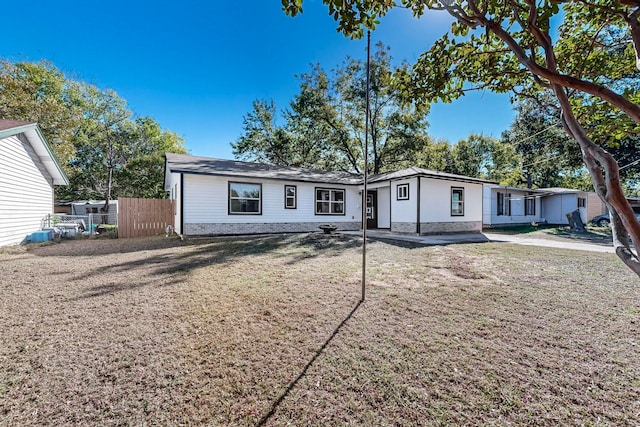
[1,234,639,425]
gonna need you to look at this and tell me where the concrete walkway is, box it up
[483,232,616,254]
[342,230,616,253]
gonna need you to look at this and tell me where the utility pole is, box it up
[361,30,371,303]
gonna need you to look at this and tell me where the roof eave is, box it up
[2,123,69,186]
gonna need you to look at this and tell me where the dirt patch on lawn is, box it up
[1,234,639,425]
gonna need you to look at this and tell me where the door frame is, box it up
[366,190,378,229]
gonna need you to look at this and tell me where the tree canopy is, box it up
[283,0,640,276]
[233,43,431,174]
[0,60,187,205]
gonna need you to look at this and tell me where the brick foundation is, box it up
[390,222,418,234]
[419,221,482,234]
[184,222,361,236]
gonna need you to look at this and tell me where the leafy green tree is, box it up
[449,134,519,183]
[233,44,431,174]
[449,137,483,178]
[0,60,82,165]
[0,60,186,204]
[232,99,293,165]
[413,137,452,172]
[117,117,186,198]
[501,97,583,189]
[283,0,640,275]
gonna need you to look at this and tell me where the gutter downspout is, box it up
[416,177,421,235]
[180,173,184,237]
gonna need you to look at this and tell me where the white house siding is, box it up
[376,186,391,229]
[181,174,361,235]
[166,172,182,234]
[419,179,483,233]
[541,194,576,225]
[482,187,543,227]
[390,178,418,233]
[0,134,54,246]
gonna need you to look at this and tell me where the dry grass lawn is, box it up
[1,233,639,426]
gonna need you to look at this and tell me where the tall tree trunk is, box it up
[553,84,640,275]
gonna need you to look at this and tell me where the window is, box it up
[525,196,536,216]
[578,197,586,208]
[451,187,464,216]
[284,185,297,209]
[315,188,345,215]
[497,192,511,216]
[229,182,261,214]
[397,183,409,200]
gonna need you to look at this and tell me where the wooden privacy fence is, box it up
[118,198,174,238]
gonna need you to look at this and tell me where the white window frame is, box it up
[397,183,409,200]
[451,187,464,216]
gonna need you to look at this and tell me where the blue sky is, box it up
[2,1,514,159]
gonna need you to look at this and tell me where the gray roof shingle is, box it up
[165,153,362,185]
[165,153,496,186]
[0,119,34,131]
[369,167,496,185]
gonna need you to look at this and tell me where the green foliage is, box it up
[448,134,520,183]
[0,60,82,165]
[0,60,187,201]
[233,43,431,174]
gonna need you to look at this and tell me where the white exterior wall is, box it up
[166,172,182,234]
[542,194,577,225]
[390,178,418,222]
[0,134,54,246]
[483,187,543,226]
[420,179,483,223]
[377,186,391,228]
[181,174,361,234]
[389,178,418,233]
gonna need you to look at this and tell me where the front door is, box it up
[366,190,378,229]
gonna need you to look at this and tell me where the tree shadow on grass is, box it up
[64,233,362,300]
[256,299,363,426]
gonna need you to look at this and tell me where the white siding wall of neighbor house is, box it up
[542,194,576,225]
[182,174,361,235]
[483,187,543,226]
[0,134,54,246]
[420,179,483,233]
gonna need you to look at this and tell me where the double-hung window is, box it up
[578,197,586,208]
[284,185,297,209]
[525,195,536,216]
[315,188,345,215]
[497,192,511,216]
[229,182,262,214]
[451,187,464,216]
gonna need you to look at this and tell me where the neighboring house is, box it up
[539,187,606,225]
[164,153,492,236]
[483,185,606,227]
[0,120,68,246]
[483,185,546,227]
[70,200,118,225]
